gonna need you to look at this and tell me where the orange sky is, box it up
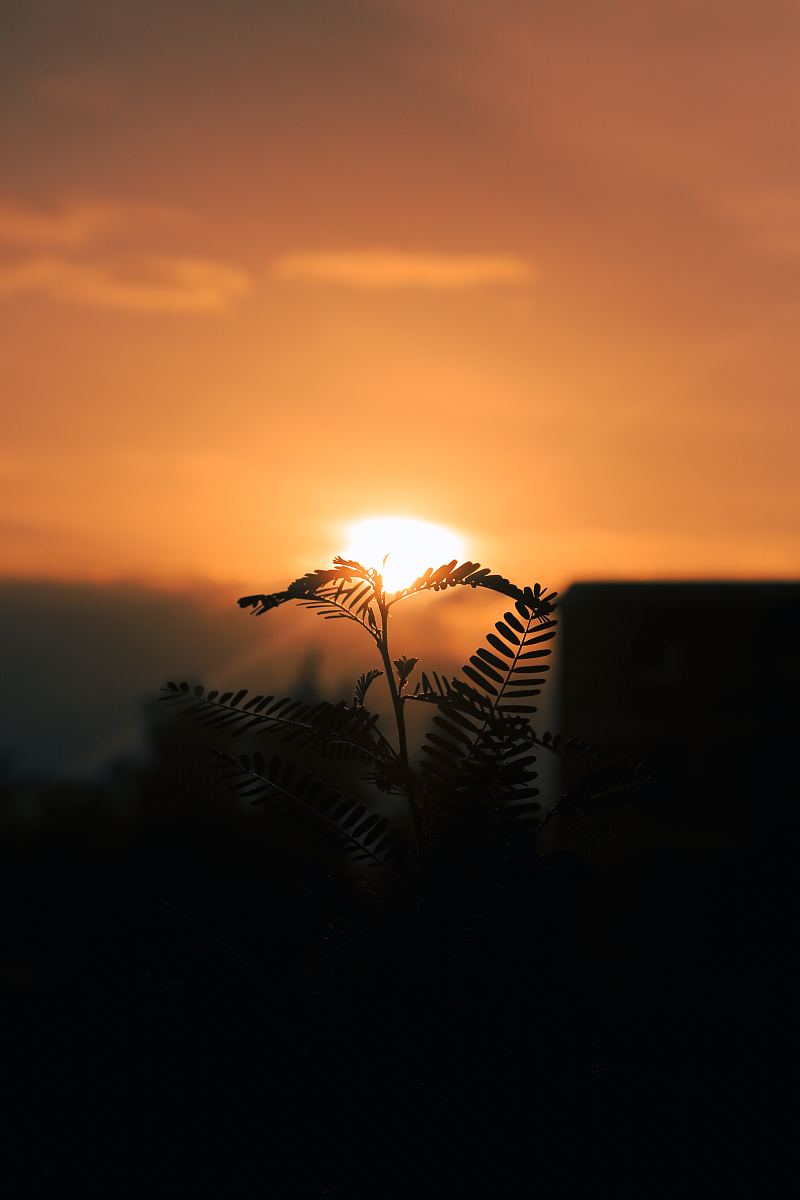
[2,0,799,597]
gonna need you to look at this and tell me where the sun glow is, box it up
[342,516,467,594]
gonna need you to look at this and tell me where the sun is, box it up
[342,516,466,594]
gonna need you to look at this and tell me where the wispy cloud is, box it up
[0,254,251,313]
[0,198,250,313]
[0,197,200,249]
[0,200,124,248]
[272,250,535,290]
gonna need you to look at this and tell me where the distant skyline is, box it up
[2,0,799,593]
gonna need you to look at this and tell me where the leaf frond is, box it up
[388,563,558,619]
[161,682,395,764]
[418,598,559,841]
[216,751,408,880]
[553,759,655,848]
[393,655,418,693]
[238,558,380,637]
[354,668,382,708]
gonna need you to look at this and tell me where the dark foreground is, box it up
[1,769,792,1197]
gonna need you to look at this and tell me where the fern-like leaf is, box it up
[161,682,394,764]
[388,562,557,618]
[421,598,556,774]
[562,758,654,811]
[354,669,382,708]
[393,655,418,693]
[239,559,381,639]
[216,751,407,879]
[554,759,654,848]
[417,596,559,853]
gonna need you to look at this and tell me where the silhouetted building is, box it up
[558,581,800,855]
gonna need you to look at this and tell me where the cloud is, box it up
[0,200,124,249]
[0,253,251,313]
[0,196,250,312]
[0,255,62,296]
[0,198,197,249]
[272,250,535,289]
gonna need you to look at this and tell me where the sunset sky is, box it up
[2,0,799,595]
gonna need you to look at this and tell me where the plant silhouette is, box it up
[162,553,624,901]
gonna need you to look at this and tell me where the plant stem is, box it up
[377,596,409,765]
[376,590,423,887]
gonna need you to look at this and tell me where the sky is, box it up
[2,0,800,597]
